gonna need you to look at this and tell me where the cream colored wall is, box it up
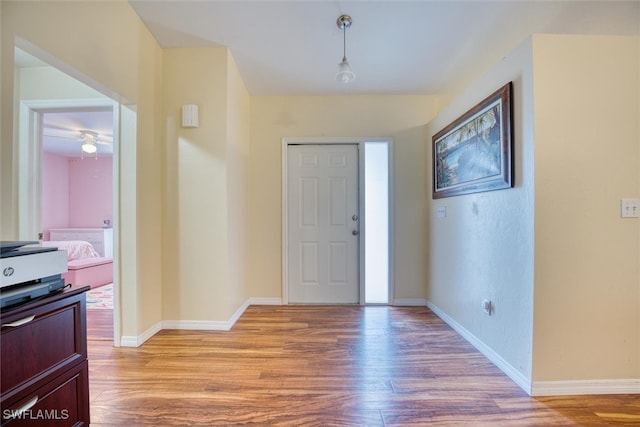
[531,34,640,382]
[18,66,105,100]
[1,1,163,339]
[162,47,235,321]
[162,48,252,322]
[426,34,640,388]
[1,5,18,239]
[425,38,536,382]
[248,95,439,301]
[226,54,251,311]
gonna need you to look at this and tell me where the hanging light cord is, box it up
[342,22,347,61]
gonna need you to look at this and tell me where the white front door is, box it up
[287,144,360,304]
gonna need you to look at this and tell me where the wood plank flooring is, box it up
[86,306,639,426]
[86,308,113,341]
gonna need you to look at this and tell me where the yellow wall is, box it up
[18,66,105,100]
[162,47,232,321]
[426,34,640,391]
[1,1,164,339]
[248,95,439,301]
[531,34,640,382]
[162,47,251,323]
[426,38,536,385]
[226,53,251,312]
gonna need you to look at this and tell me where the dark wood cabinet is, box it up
[1,286,90,426]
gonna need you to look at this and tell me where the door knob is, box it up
[352,214,359,221]
[352,230,359,236]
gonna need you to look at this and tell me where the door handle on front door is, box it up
[352,230,359,236]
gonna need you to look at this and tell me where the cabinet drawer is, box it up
[0,293,87,403]
[1,360,89,426]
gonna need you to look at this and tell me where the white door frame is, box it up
[19,98,121,345]
[282,137,394,305]
[18,98,115,240]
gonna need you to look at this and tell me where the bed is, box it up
[42,240,113,289]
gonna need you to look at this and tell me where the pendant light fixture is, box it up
[336,14,355,83]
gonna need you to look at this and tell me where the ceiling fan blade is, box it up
[43,133,80,141]
[43,127,113,143]
[42,127,81,138]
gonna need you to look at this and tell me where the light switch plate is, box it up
[437,206,446,218]
[621,199,640,218]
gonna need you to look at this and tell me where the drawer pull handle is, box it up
[2,315,36,328]
[12,395,39,416]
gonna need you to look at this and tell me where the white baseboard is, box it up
[426,301,532,395]
[393,298,427,306]
[247,297,282,305]
[426,301,640,397]
[119,298,283,347]
[227,299,251,328]
[161,319,234,331]
[120,321,162,347]
[532,379,640,396]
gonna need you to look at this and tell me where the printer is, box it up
[0,241,68,309]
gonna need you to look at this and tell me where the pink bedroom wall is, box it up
[42,152,70,239]
[68,157,113,228]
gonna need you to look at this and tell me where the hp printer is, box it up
[0,241,68,309]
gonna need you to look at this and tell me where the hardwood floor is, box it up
[87,308,113,341]
[86,306,639,426]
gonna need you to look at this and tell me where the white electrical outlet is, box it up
[437,206,446,218]
[621,199,640,218]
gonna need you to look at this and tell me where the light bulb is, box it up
[82,142,97,154]
[336,58,355,83]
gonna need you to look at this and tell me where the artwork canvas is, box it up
[433,82,513,199]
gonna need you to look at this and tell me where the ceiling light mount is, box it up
[336,14,355,84]
[336,14,352,31]
[79,130,98,156]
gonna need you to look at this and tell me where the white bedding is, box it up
[41,240,100,261]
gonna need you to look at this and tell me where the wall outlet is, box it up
[437,206,446,218]
[482,299,492,315]
[621,199,640,218]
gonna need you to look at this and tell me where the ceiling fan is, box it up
[78,130,110,154]
[42,125,113,157]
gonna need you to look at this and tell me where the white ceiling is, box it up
[16,1,640,157]
[42,109,114,158]
[129,0,640,96]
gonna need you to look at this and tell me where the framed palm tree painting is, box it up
[432,82,513,199]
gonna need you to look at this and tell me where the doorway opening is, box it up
[14,45,121,345]
[282,138,393,305]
